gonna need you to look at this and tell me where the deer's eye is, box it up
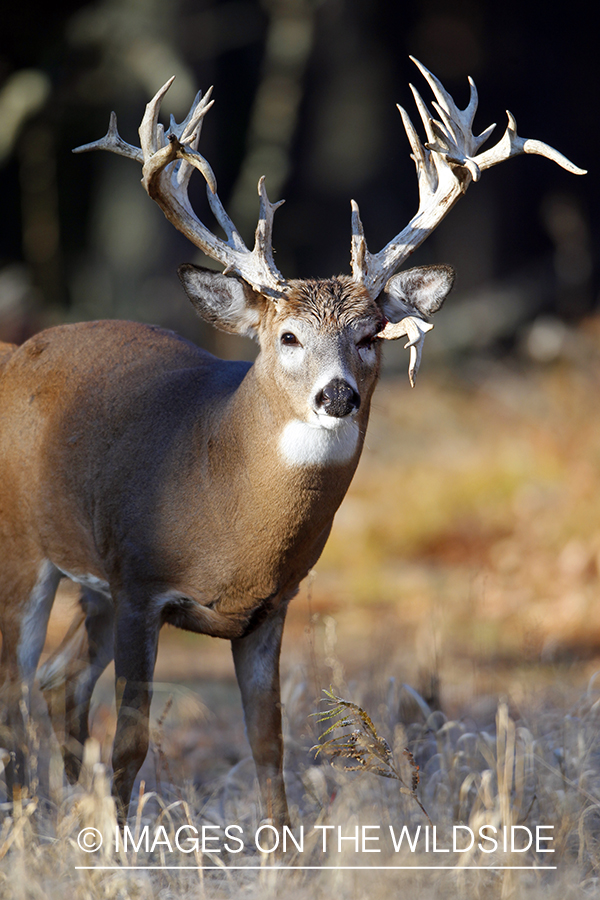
[357,333,378,350]
[281,332,300,347]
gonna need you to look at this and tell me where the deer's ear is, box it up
[379,264,455,319]
[178,264,266,338]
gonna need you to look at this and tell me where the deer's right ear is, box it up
[178,264,265,338]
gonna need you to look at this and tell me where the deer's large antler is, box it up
[74,81,288,299]
[351,57,586,299]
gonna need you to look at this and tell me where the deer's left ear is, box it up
[379,264,455,320]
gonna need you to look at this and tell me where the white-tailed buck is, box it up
[0,59,584,824]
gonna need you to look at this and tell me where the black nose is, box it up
[315,378,361,418]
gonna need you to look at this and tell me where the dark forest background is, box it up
[0,0,596,363]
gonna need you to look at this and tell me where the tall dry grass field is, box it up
[3,334,600,898]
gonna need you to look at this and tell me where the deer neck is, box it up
[203,361,369,534]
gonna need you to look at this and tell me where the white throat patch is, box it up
[279,419,359,467]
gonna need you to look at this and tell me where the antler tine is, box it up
[476,109,587,175]
[169,89,205,141]
[73,111,143,163]
[410,57,456,119]
[170,143,217,194]
[396,104,436,194]
[408,84,438,148]
[463,77,480,134]
[139,76,176,157]
[176,89,214,189]
[377,317,434,387]
[350,199,367,276]
[255,177,286,276]
[206,182,248,251]
[180,88,214,144]
[351,57,586,298]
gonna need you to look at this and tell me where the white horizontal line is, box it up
[75,865,557,871]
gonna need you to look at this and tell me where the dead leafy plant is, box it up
[312,687,432,825]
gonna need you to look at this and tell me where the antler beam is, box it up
[351,57,586,299]
[74,81,288,298]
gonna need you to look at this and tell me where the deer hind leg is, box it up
[231,602,291,829]
[38,587,114,784]
[0,558,61,799]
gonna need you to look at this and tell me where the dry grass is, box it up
[2,666,600,898]
[4,340,600,897]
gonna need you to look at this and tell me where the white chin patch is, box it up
[279,418,359,467]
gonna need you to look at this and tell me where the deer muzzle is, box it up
[315,378,361,418]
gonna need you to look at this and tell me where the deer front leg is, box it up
[111,595,160,824]
[231,603,290,829]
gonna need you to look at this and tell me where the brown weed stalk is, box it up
[312,687,432,825]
